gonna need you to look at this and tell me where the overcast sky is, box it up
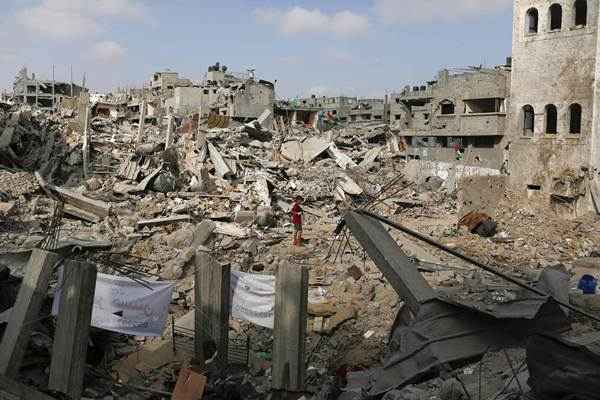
[0,0,513,98]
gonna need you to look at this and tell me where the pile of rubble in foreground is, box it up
[0,102,600,400]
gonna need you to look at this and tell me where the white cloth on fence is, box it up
[230,270,275,329]
[52,269,174,337]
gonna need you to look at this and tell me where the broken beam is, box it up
[136,215,191,229]
[272,263,308,392]
[357,209,600,324]
[343,211,437,315]
[0,250,62,377]
[195,251,230,367]
[49,260,97,399]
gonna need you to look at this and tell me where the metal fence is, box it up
[171,316,250,367]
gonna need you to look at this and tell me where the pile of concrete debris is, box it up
[0,101,599,400]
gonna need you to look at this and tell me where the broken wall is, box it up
[232,81,274,119]
[457,175,507,216]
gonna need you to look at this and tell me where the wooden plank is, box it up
[195,251,230,368]
[272,263,308,392]
[0,375,57,400]
[35,172,110,219]
[0,250,62,378]
[136,215,191,229]
[48,261,97,400]
[172,368,206,400]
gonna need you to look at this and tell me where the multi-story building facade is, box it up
[165,63,275,119]
[12,67,86,111]
[391,67,511,169]
[507,0,598,210]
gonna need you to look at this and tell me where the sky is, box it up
[0,0,514,99]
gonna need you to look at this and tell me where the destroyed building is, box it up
[12,67,86,111]
[507,0,599,213]
[2,1,600,399]
[151,70,193,94]
[275,95,388,130]
[165,63,275,120]
[391,66,511,169]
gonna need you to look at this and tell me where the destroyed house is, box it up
[164,63,275,120]
[150,70,192,93]
[275,95,387,129]
[348,98,385,123]
[506,0,600,214]
[391,67,510,169]
[12,67,86,111]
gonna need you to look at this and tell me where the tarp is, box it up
[53,270,174,337]
[230,270,275,329]
[527,333,600,400]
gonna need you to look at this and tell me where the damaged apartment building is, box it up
[164,62,275,121]
[507,0,600,213]
[275,95,386,130]
[390,66,511,169]
[12,67,86,111]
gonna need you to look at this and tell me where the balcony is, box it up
[459,113,506,135]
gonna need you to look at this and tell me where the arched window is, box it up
[523,105,535,136]
[440,100,455,115]
[526,8,539,33]
[575,0,587,26]
[569,103,582,133]
[550,4,562,30]
[545,104,558,134]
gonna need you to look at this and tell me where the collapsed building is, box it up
[1,1,600,399]
[275,95,388,130]
[12,67,86,111]
[165,62,275,121]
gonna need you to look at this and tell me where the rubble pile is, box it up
[0,101,599,400]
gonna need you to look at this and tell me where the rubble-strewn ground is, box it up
[1,103,599,400]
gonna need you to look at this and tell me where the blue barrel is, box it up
[578,274,598,295]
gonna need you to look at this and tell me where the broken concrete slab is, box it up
[302,137,331,163]
[213,221,251,238]
[327,144,357,169]
[254,175,271,207]
[207,142,233,178]
[336,174,363,196]
[36,171,111,220]
[359,146,383,169]
[281,140,302,162]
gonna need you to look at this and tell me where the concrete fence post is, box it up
[272,262,308,393]
[48,260,97,400]
[195,250,231,368]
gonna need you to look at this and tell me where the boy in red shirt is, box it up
[291,196,303,246]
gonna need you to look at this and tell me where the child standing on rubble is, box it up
[291,195,304,246]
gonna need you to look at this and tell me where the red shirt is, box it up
[291,202,302,225]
